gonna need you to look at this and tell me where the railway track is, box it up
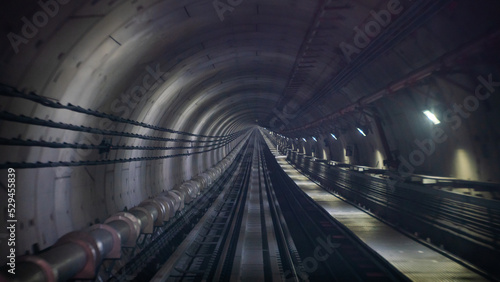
[286,151,500,279]
[262,135,409,281]
[152,130,409,281]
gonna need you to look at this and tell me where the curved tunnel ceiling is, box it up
[1,0,498,136]
[1,0,500,264]
[3,0,320,136]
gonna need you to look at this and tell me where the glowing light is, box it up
[330,133,337,140]
[357,128,366,136]
[302,138,307,142]
[312,137,317,142]
[423,110,440,124]
[453,149,477,180]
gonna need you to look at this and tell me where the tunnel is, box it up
[1,0,500,281]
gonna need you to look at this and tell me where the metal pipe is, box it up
[37,243,88,281]
[88,229,114,259]
[0,138,248,281]
[8,264,47,282]
[106,220,131,245]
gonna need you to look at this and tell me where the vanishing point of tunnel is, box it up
[1,0,500,281]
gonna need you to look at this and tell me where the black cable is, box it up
[0,133,249,169]
[0,136,238,151]
[0,84,228,139]
[0,111,240,143]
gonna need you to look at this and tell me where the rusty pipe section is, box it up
[2,139,247,282]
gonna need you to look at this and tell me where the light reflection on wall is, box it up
[374,150,385,169]
[343,147,351,164]
[453,149,478,181]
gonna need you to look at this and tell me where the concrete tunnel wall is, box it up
[0,0,258,258]
[0,0,499,267]
[288,69,500,179]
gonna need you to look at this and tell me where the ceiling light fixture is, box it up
[357,128,366,136]
[423,110,440,124]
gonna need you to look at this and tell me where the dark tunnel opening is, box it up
[1,0,500,281]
